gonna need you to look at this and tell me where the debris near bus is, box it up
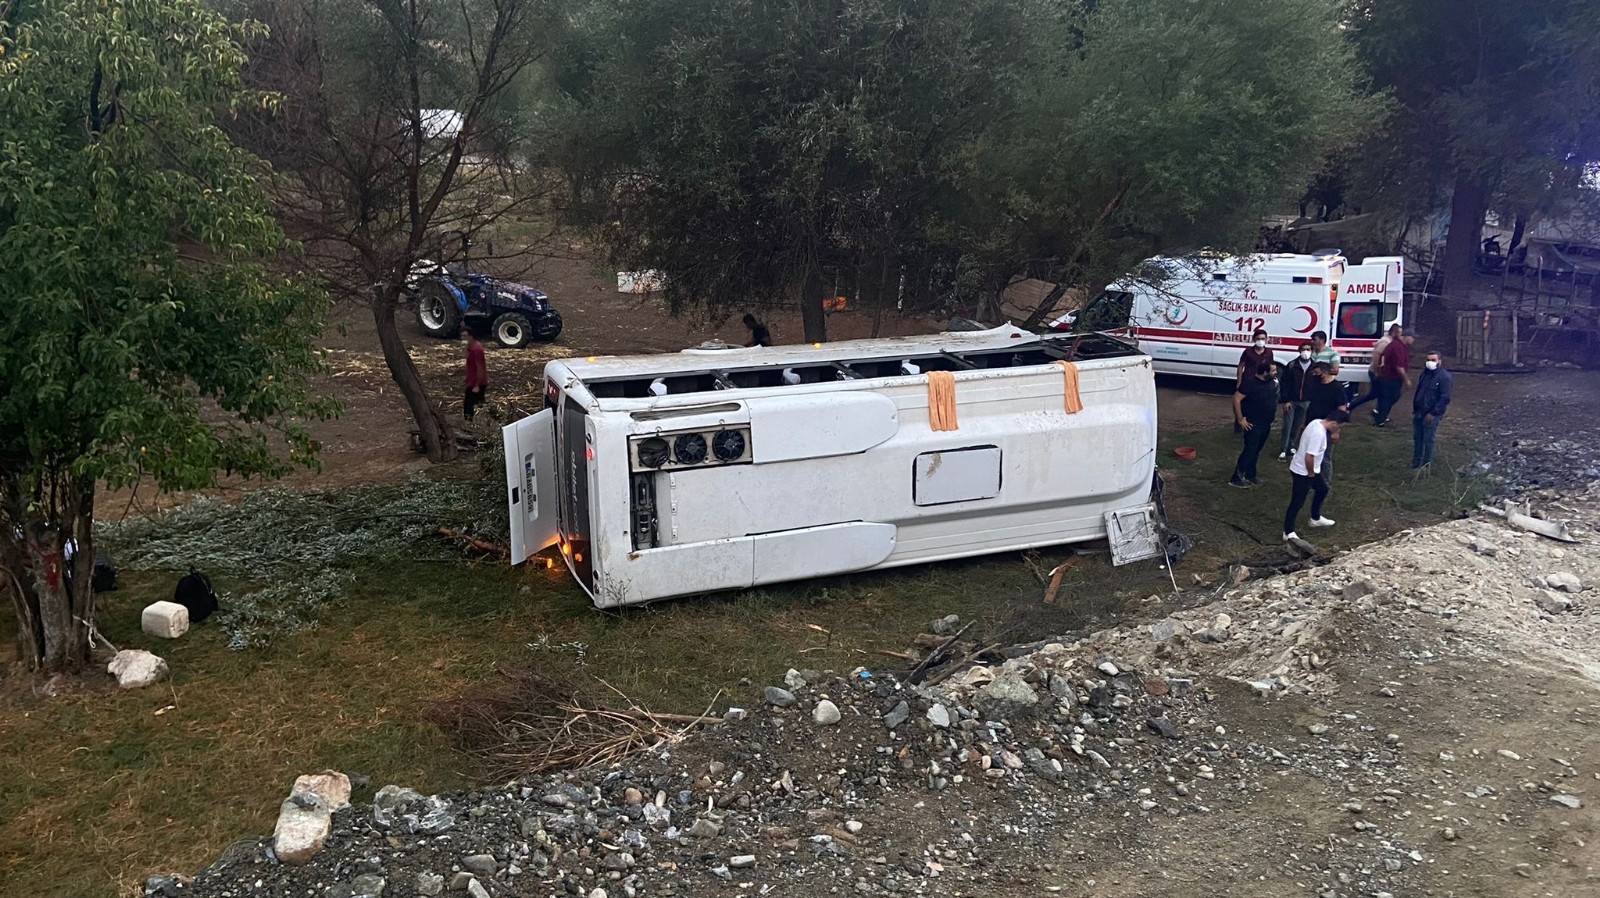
[171,491,1600,898]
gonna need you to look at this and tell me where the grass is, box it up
[0,404,1485,898]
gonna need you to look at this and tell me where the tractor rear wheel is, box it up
[416,279,462,339]
[492,312,533,349]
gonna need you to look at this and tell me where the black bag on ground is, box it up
[92,551,118,593]
[174,568,219,623]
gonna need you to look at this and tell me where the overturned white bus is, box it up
[503,324,1164,608]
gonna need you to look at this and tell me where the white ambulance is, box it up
[1057,250,1404,383]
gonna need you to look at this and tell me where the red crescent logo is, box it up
[1293,305,1318,334]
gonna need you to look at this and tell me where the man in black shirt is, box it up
[1304,362,1348,483]
[742,313,772,347]
[1230,360,1279,487]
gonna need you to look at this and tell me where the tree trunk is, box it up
[1442,169,1487,302]
[1507,211,1528,255]
[2,471,95,673]
[371,287,458,462]
[800,264,828,344]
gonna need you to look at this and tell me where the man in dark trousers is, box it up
[464,333,488,421]
[1350,324,1411,425]
[1278,341,1316,460]
[1304,362,1348,484]
[1236,327,1272,387]
[1412,350,1453,469]
[1229,360,1279,488]
[742,313,772,347]
[1283,410,1347,542]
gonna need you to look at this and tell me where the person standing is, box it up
[1310,329,1352,404]
[1236,327,1272,387]
[1411,351,1453,469]
[1304,362,1348,484]
[1349,323,1398,415]
[464,333,488,421]
[1229,361,1279,488]
[742,313,772,347]
[1283,410,1347,541]
[1369,327,1412,426]
[1278,341,1315,460]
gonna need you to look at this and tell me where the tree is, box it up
[562,0,1051,343]
[0,0,331,673]
[226,0,556,462]
[562,0,1371,339]
[1348,0,1600,294]
[952,0,1374,327]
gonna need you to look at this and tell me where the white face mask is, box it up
[1253,339,1266,349]
[1299,351,1312,361]
[1425,360,1439,370]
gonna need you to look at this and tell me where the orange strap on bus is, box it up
[927,371,959,431]
[1055,360,1084,414]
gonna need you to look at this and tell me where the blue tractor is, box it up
[412,240,562,348]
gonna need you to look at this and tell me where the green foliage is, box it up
[99,475,507,648]
[559,0,1372,326]
[1346,0,1600,238]
[0,0,332,494]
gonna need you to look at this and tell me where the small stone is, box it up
[602,852,634,871]
[1384,733,1401,746]
[1308,724,1329,736]
[1545,572,1583,593]
[882,701,910,729]
[623,787,643,805]
[845,820,863,834]
[1552,794,1583,809]
[351,874,387,898]
[107,649,168,689]
[926,704,951,728]
[1138,800,1157,811]
[1498,749,1523,762]
[1150,618,1187,642]
[1096,661,1120,676]
[466,879,490,898]
[729,855,757,869]
[1442,827,1457,841]
[462,854,497,878]
[448,872,475,892]
[416,873,445,897]
[1168,678,1193,698]
[764,686,797,707]
[723,706,748,722]
[1377,687,1395,698]
[813,700,842,725]
[687,818,721,839]
[1536,590,1573,614]
[589,890,608,898]
[1342,580,1373,600]
[929,614,961,636]
[975,671,1039,718]
[272,771,352,866]
[1340,801,1364,813]
[1145,717,1179,740]
[784,668,808,689]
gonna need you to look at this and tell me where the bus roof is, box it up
[548,325,1145,400]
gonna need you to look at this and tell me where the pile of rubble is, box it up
[159,504,1600,898]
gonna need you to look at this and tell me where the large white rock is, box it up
[272,771,352,866]
[141,601,191,639]
[107,649,168,689]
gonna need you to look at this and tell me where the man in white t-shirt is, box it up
[1283,410,1348,541]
